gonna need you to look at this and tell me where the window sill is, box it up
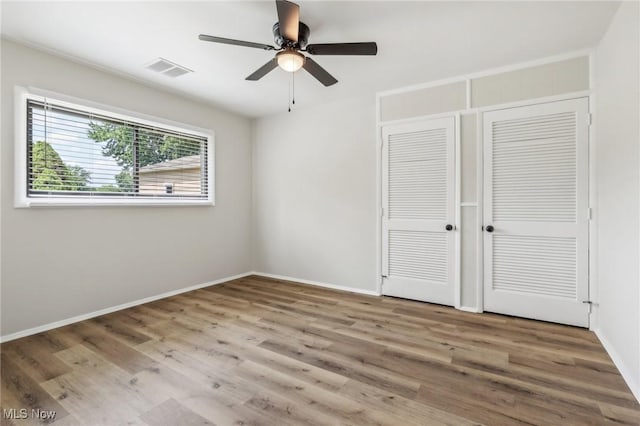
[15,197,214,208]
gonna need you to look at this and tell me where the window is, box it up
[15,88,214,207]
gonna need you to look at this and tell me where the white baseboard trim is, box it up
[0,272,252,343]
[251,271,381,297]
[594,328,640,403]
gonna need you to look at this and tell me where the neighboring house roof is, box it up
[139,155,201,173]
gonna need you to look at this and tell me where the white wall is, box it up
[252,97,378,292]
[1,39,253,337]
[593,1,640,400]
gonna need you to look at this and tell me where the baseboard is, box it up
[594,328,640,403]
[0,272,253,343]
[251,271,381,296]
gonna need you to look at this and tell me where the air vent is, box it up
[145,58,193,78]
[163,67,190,78]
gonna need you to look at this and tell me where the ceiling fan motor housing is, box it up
[272,21,310,48]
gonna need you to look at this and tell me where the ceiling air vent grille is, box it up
[145,58,193,78]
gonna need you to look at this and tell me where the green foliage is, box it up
[32,168,64,191]
[95,184,120,192]
[31,140,66,177]
[88,122,201,171]
[115,170,134,191]
[67,166,91,190]
[30,141,90,191]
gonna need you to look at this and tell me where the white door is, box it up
[381,117,456,305]
[483,98,589,327]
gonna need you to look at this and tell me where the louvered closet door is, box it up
[483,98,589,327]
[382,117,455,305]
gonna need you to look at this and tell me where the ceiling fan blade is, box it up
[302,57,338,87]
[246,58,279,81]
[306,42,378,56]
[276,0,299,42]
[199,34,275,51]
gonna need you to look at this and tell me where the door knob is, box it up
[485,225,494,233]
[446,224,454,231]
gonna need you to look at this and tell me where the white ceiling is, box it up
[1,1,619,118]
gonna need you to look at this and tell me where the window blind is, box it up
[26,99,209,200]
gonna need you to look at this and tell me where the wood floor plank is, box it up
[42,345,159,425]
[178,391,267,426]
[238,278,340,307]
[140,398,213,426]
[237,343,350,393]
[258,338,423,399]
[338,378,482,426]
[598,403,640,425]
[235,359,408,426]
[60,322,157,374]
[88,314,154,346]
[309,321,456,364]
[1,353,69,425]
[136,338,256,403]
[1,336,72,383]
[2,275,639,425]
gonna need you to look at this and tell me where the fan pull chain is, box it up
[288,71,292,112]
[287,71,297,112]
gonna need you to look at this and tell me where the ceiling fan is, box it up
[198,0,377,87]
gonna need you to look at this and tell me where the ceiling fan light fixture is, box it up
[276,49,305,72]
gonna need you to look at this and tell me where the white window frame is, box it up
[14,86,215,208]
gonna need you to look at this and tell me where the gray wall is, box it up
[252,97,378,291]
[380,82,466,122]
[471,56,589,107]
[1,40,253,336]
[593,1,640,399]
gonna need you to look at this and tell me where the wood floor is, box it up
[1,276,639,426]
